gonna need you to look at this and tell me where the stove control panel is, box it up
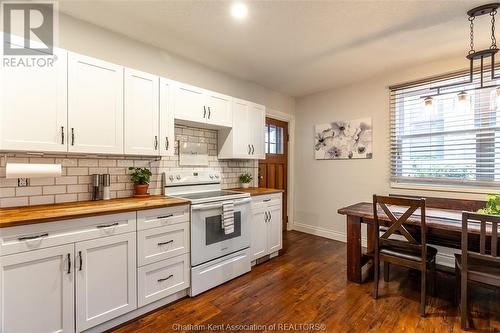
[164,170,221,185]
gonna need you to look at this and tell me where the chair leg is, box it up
[460,272,468,330]
[454,264,460,306]
[429,259,436,297]
[420,266,427,317]
[383,262,390,282]
[373,256,379,299]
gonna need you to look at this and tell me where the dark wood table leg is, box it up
[365,221,377,280]
[347,215,362,283]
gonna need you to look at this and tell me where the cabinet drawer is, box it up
[252,193,282,210]
[137,222,189,266]
[0,212,136,256]
[137,205,189,230]
[137,253,190,307]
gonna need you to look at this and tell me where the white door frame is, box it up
[265,109,295,231]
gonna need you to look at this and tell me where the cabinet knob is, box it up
[154,136,158,150]
[61,126,65,145]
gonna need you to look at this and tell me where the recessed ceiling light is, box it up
[231,2,248,20]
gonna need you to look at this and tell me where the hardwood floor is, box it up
[111,231,499,333]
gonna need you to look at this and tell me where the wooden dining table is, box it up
[337,196,493,284]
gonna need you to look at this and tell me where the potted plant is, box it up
[478,194,500,215]
[129,167,152,197]
[239,173,253,189]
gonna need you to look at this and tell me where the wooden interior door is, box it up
[259,117,288,230]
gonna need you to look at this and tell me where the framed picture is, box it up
[314,118,372,160]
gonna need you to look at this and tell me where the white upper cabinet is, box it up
[218,98,266,159]
[124,68,159,155]
[0,47,68,152]
[173,82,232,128]
[249,103,266,159]
[159,78,175,156]
[0,244,75,333]
[68,52,124,154]
[173,83,206,124]
[205,91,232,128]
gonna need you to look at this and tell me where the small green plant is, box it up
[239,173,253,184]
[477,194,500,215]
[128,167,152,185]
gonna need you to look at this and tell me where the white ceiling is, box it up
[59,0,490,97]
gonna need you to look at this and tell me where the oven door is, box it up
[191,197,251,266]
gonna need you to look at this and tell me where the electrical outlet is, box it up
[17,178,29,187]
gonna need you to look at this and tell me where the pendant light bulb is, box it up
[457,91,469,102]
[424,96,433,107]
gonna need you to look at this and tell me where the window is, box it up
[265,124,284,154]
[390,70,500,187]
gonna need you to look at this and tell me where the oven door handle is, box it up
[192,202,223,211]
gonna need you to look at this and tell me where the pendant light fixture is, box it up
[422,3,500,107]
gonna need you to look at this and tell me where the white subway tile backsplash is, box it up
[0,125,257,207]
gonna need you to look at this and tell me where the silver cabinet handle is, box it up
[263,199,271,202]
[67,253,71,274]
[203,106,207,118]
[269,212,272,221]
[157,274,173,282]
[157,214,173,219]
[71,128,75,146]
[165,137,169,150]
[248,144,251,155]
[61,126,65,145]
[208,107,211,119]
[264,212,269,222]
[18,233,48,241]
[251,145,255,154]
[154,136,158,150]
[96,222,119,229]
[157,240,173,246]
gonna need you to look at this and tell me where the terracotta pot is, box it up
[241,183,250,189]
[133,184,149,197]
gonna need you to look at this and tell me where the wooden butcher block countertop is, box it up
[0,195,190,228]
[230,187,284,196]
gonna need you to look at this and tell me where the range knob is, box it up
[168,175,174,182]
[176,175,181,180]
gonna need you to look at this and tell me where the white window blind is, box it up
[390,67,500,187]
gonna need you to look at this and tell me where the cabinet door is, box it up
[231,99,251,158]
[76,233,136,331]
[173,83,206,124]
[124,68,159,155]
[159,78,175,156]
[206,91,232,128]
[68,52,124,154]
[0,47,67,152]
[251,209,268,261]
[0,244,74,333]
[267,205,283,254]
[250,103,266,159]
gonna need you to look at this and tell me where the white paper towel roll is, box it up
[6,163,62,178]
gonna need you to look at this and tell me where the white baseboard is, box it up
[291,222,456,268]
[292,222,368,247]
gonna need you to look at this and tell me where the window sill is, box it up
[390,181,500,195]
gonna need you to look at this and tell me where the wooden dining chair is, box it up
[372,195,437,317]
[455,212,500,330]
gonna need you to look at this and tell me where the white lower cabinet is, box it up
[0,244,75,333]
[251,194,283,261]
[138,253,190,307]
[75,232,137,332]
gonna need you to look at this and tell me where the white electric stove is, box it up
[164,170,252,296]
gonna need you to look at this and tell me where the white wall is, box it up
[293,56,488,243]
[57,13,295,116]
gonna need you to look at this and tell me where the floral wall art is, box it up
[314,118,372,160]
